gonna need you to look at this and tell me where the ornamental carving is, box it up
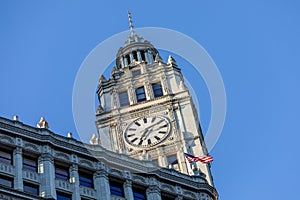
[79,159,94,169]
[23,142,40,153]
[0,135,14,145]
[132,175,147,185]
[55,152,70,161]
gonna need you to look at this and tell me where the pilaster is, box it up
[145,80,153,100]
[146,177,161,200]
[70,155,80,200]
[39,146,56,199]
[94,162,110,200]
[13,144,23,191]
[123,180,134,200]
[160,75,170,95]
[157,148,168,167]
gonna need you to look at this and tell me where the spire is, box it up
[125,11,144,45]
[128,11,135,36]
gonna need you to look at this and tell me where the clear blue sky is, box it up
[0,1,299,199]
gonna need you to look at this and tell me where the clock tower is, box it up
[95,12,214,186]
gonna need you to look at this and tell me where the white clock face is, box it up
[124,116,171,148]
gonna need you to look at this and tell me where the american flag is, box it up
[184,153,213,164]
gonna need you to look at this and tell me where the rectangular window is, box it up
[23,156,37,172]
[0,176,13,188]
[135,86,146,103]
[132,69,141,77]
[161,193,176,200]
[152,83,163,98]
[167,155,180,170]
[79,171,93,188]
[57,191,71,200]
[118,91,130,107]
[133,186,146,200]
[23,182,39,196]
[0,149,12,164]
[109,180,124,197]
[55,165,70,181]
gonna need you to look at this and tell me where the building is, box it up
[0,12,218,200]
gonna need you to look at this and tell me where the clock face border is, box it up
[123,115,172,148]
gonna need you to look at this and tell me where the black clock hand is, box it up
[145,119,164,130]
[142,127,154,140]
[139,128,149,141]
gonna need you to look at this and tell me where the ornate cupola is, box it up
[115,11,159,69]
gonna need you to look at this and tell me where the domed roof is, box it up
[115,12,159,69]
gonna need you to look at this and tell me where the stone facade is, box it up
[0,116,218,199]
[96,14,214,186]
[0,13,218,200]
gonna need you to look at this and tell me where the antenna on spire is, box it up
[128,11,135,36]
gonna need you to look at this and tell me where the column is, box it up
[144,50,149,63]
[123,180,134,200]
[129,53,134,63]
[137,51,142,62]
[39,147,56,199]
[124,57,128,66]
[70,163,80,200]
[94,166,110,200]
[148,51,154,63]
[13,146,23,191]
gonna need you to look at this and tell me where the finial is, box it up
[128,11,135,36]
[37,117,49,129]
[90,134,99,145]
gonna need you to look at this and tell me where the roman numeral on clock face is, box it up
[160,124,168,128]
[143,118,147,123]
[131,138,138,143]
[127,134,135,137]
[138,140,143,146]
[134,122,141,126]
[158,131,166,134]
[154,136,161,140]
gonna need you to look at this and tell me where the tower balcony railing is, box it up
[0,162,14,175]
